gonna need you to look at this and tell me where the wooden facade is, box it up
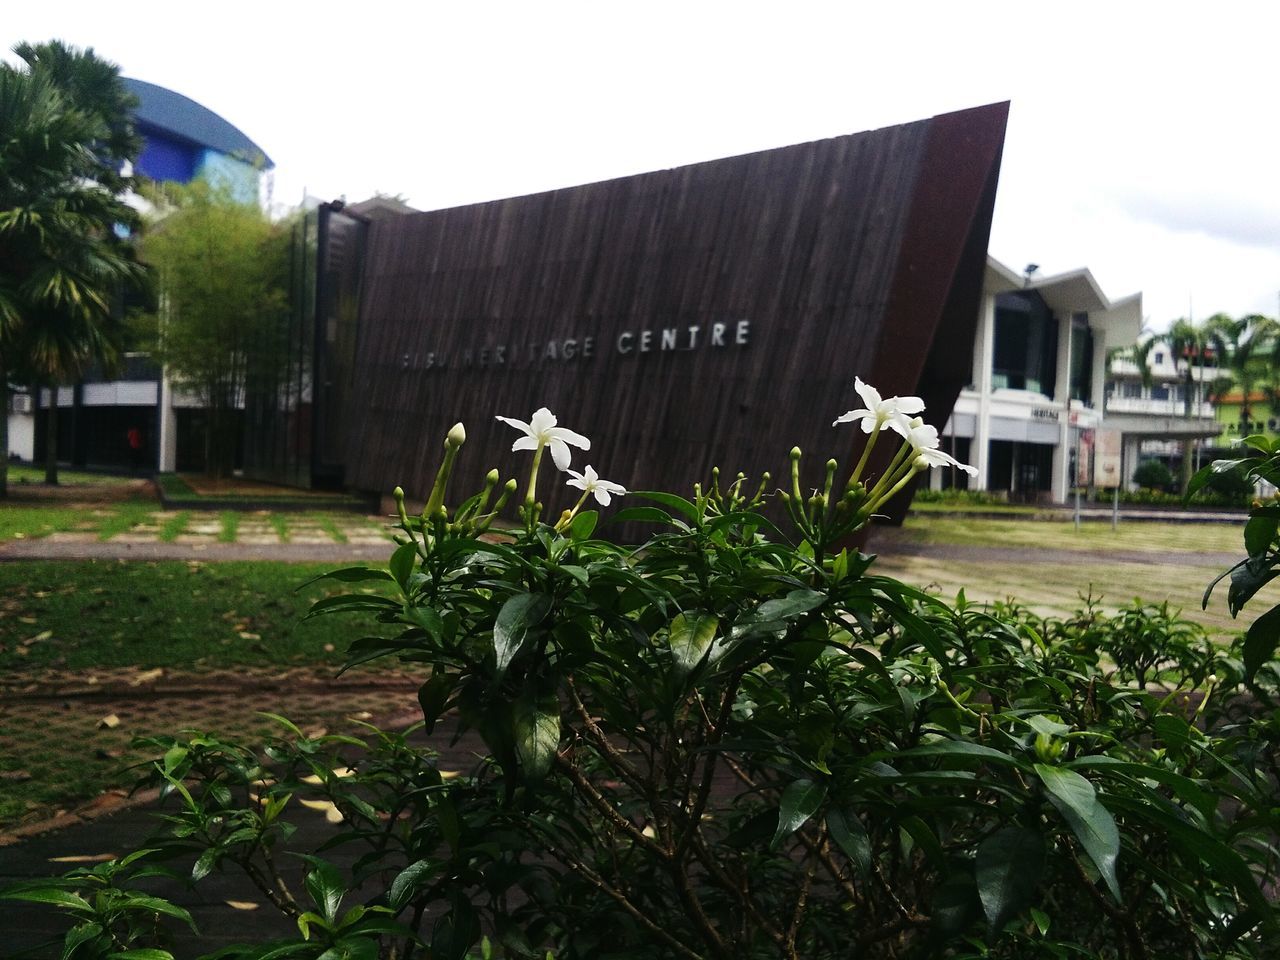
[342,103,1008,520]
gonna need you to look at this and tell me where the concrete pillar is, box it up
[972,293,996,491]
[157,371,178,473]
[1050,316,1074,502]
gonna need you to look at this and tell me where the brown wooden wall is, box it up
[343,103,1008,524]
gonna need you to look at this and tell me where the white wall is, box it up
[7,411,34,461]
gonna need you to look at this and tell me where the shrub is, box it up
[8,386,1280,959]
[1132,458,1174,491]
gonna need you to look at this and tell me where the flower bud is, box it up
[446,422,467,448]
[790,446,802,461]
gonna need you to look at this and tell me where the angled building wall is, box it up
[341,103,1008,514]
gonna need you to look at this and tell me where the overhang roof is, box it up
[123,77,273,168]
[986,256,1142,349]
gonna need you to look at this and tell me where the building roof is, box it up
[123,78,273,168]
[986,256,1142,349]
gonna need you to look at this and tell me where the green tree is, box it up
[1134,314,1233,489]
[1212,313,1280,438]
[0,41,145,490]
[140,180,288,478]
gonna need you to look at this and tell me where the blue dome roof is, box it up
[123,77,273,168]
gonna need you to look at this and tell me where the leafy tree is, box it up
[0,41,145,490]
[139,180,289,477]
[1133,314,1233,489]
[1212,313,1280,437]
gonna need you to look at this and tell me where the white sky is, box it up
[6,1,1280,331]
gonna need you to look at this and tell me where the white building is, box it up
[938,257,1143,502]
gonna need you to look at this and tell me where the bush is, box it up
[1132,458,1174,491]
[9,390,1280,959]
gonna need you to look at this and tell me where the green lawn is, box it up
[881,516,1243,554]
[870,515,1251,639]
[0,560,392,671]
[5,465,131,486]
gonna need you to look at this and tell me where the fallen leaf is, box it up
[98,714,120,730]
[323,644,336,653]
[33,591,49,599]
[18,617,37,625]
[238,632,260,641]
[27,630,53,643]
[48,853,115,864]
[347,711,372,721]
[129,668,164,686]
[225,900,260,911]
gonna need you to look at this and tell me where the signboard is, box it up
[1093,428,1123,489]
[1075,428,1094,486]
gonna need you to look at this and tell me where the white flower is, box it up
[565,465,627,506]
[833,377,925,437]
[495,407,590,471]
[903,416,939,452]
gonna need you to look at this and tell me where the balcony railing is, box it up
[1104,396,1215,417]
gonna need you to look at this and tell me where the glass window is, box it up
[1069,315,1093,404]
[991,292,1057,397]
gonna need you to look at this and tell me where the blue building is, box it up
[124,77,272,204]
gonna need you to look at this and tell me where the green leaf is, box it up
[1243,603,1280,684]
[62,920,105,959]
[389,542,419,592]
[825,806,871,878]
[298,566,395,589]
[0,887,93,912]
[113,951,176,960]
[1183,463,1220,503]
[1035,764,1121,901]
[121,895,197,930]
[634,491,700,521]
[388,859,444,912]
[492,593,552,677]
[301,856,346,924]
[405,605,443,638]
[668,610,719,675]
[1030,907,1050,936]
[608,506,677,526]
[975,826,1045,932]
[568,510,598,540]
[1245,515,1279,558]
[770,778,826,851]
[513,691,560,780]
[1228,558,1279,617]
[417,670,457,734]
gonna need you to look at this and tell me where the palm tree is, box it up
[0,43,145,489]
[1210,314,1279,440]
[1132,314,1233,489]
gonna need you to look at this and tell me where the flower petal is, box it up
[529,408,558,436]
[594,488,612,506]
[833,409,872,427]
[548,426,591,450]
[495,415,532,436]
[891,395,926,415]
[511,436,539,453]
[549,439,573,471]
[854,377,881,410]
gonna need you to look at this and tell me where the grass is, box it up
[5,465,129,486]
[219,510,240,542]
[157,472,372,510]
[0,506,88,541]
[157,510,191,542]
[878,516,1243,554]
[95,500,156,541]
[270,513,291,541]
[314,514,349,543]
[868,515,1250,639]
[0,560,388,671]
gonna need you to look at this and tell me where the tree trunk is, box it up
[44,385,59,485]
[0,358,9,499]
